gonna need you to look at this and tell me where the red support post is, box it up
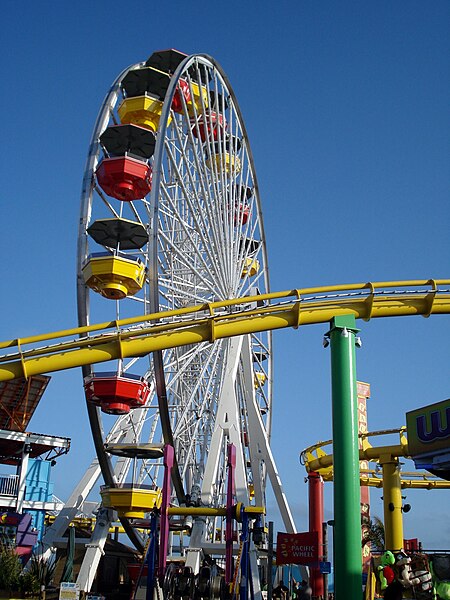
[308,471,324,598]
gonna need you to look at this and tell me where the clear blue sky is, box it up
[1,1,449,549]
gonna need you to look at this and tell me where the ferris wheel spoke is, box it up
[94,186,120,217]
[162,128,230,291]
[178,77,234,269]
[169,367,221,444]
[157,280,209,307]
[158,182,226,295]
[157,254,215,301]
[212,139,233,284]
[170,343,224,437]
[127,199,149,225]
[163,342,216,389]
[162,140,223,272]
[157,248,217,300]
[240,266,265,297]
[157,209,219,296]
[157,242,219,300]
[167,348,225,479]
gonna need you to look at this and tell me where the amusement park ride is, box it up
[0,50,449,600]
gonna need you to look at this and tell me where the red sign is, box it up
[276,531,319,565]
[404,538,419,552]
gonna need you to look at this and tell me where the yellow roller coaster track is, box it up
[301,427,450,489]
[0,279,449,381]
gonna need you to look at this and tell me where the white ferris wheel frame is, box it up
[42,53,298,592]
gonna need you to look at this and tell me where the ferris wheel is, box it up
[44,50,296,593]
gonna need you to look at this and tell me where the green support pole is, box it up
[327,315,362,600]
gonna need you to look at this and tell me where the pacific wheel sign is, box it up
[276,531,319,565]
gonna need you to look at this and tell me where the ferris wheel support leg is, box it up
[240,338,300,534]
[327,315,362,600]
[189,338,247,563]
[241,336,309,582]
[39,458,102,560]
[76,507,114,592]
[40,410,142,563]
[200,337,248,506]
[244,397,309,583]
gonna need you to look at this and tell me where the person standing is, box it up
[272,580,289,600]
[297,580,312,600]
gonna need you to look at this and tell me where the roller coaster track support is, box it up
[303,429,450,573]
[308,471,324,598]
[327,314,362,600]
[379,454,404,552]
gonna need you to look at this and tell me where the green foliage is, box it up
[26,553,56,590]
[0,543,23,591]
[0,542,56,595]
[19,569,40,595]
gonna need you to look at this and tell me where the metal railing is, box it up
[0,474,19,496]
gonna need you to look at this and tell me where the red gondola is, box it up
[84,373,151,415]
[96,156,152,201]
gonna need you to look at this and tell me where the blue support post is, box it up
[239,510,250,600]
[145,513,158,600]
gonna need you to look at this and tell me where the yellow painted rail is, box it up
[301,427,450,489]
[359,472,450,490]
[0,279,448,381]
